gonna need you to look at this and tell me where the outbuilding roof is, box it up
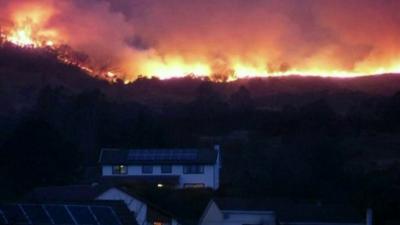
[99,148,218,165]
[100,175,180,185]
[26,185,112,202]
[0,200,138,225]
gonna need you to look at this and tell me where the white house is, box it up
[97,187,180,225]
[199,199,276,225]
[99,145,222,190]
[199,198,371,225]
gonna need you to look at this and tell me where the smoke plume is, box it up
[1,0,400,81]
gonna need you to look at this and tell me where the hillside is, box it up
[2,44,400,114]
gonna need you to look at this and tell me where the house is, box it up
[99,145,222,190]
[0,200,137,225]
[199,198,371,225]
[26,184,180,225]
[199,198,276,225]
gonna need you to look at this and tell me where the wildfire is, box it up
[0,5,120,83]
[1,1,400,83]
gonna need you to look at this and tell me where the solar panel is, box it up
[0,209,8,224]
[68,206,97,225]
[0,204,28,224]
[45,205,74,225]
[128,149,198,161]
[0,204,124,225]
[22,204,52,224]
[91,206,121,225]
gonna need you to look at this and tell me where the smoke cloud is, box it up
[1,0,400,80]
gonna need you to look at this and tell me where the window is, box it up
[142,165,153,174]
[161,165,172,173]
[112,165,127,175]
[183,165,204,174]
[153,222,170,225]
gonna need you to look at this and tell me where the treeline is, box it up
[1,45,400,222]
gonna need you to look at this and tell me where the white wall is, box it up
[221,211,276,225]
[102,164,219,189]
[96,188,147,225]
[199,201,224,225]
[199,201,276,225]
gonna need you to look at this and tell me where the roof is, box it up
[214,198,277,211]
[99,148,218,165]
[142,190,213,225]
[25,185,179,224]
[26,184,112,202]
[0,200,138,225]
[101,175,180,185]
[213,198,365,223]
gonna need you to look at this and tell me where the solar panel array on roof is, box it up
[0,203,122,225]
[127,149,198,161]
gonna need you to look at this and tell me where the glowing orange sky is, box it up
[1,0,400,82]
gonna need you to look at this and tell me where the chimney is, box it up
[214,144,221,168]
[366,208,373,225]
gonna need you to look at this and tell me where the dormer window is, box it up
[112,165,127,175]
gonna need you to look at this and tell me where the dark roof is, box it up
[99,148,218,165]
[214,198,277,211]
[26,184,112,202]
[25,185,179,224]
[213,198,365,224]
[141,189,213,225]
[0,200,138,225]
[101,175,180,185]
[277,204,365,223]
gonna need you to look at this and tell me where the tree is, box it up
[0,119,81,196]
[229,86,254,111]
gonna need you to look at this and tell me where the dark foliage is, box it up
[0,118,81,198]
[1,46,400,222]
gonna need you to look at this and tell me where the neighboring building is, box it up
[199,198,370,225]
[27,185,180,225]
[0,200,137,225]
[99,145,221,190]
[199,198,276,225]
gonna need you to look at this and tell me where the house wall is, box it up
[199,201,276,225]
[96,188,147,225]
[102,164,218,189]
[220,211,275,225]
[199,201,224,225]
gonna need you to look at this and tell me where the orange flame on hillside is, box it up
[0,4,121,83]
[1,1,400,83]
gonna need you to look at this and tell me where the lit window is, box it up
[142,165,153,174]
[161,165,172,173]
[183,165,204,174]
[112,165,127,175]
[184,183,205,188]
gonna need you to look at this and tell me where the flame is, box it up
[2,1,400,83]
[4,3,58,48]
[141,57,211,80]
[1,4,120,83]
